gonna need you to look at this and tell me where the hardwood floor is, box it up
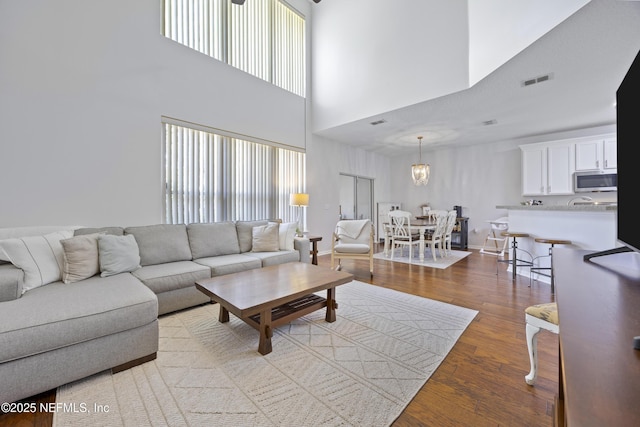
[0,247,558,427]
[325,247,559,427]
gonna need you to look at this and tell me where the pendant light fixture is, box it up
[411,136,430,186]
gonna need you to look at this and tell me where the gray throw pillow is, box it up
[60,233,102,283]
[252,223,280,252]
[236,220,268,253]
[98,234,141,277]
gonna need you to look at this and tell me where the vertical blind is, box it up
[162,0,306,97]
[163,122,306,224]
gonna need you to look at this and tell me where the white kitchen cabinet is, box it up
[575,135,617,171]
[521,142,574,196]
[603,138,617,169]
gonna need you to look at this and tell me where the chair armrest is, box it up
[294,237,310,263]
[0,264,23,302]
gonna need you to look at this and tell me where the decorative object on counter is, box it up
[289,192,309,236]
[411,136,430,186]
[521,199,543,206]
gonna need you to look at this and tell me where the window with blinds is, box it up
[162,0,306,97]
[163,121,306,224]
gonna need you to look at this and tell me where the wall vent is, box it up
[370,119,387,126]
[522,73,553,87]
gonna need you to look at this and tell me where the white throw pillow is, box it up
[60,233,102,283]
[0,230,74,293]
[251,223,280,252]
[277,222,297,251]
[98,234,141,277]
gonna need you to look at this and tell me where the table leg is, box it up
[384,228,390,256]
[258,308,273,355]
[219,305,229,323]
[512,237,517,281]
[325,287,337,322]
[419,232,425,263]
[311,240,319,265]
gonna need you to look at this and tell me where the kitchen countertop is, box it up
[496,204,617,212]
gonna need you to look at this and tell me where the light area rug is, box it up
[53,281,477,427]
[373,249,471,269]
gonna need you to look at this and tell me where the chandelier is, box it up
[411,136,430,186]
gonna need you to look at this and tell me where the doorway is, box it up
[339,174,374,221]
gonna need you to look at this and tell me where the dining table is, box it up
[383,217,437,263]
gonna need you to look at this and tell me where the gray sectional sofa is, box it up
[0,221,309,405]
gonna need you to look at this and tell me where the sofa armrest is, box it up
[0,264,23,302]
[294,237,310,263]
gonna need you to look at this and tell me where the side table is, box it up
[307,235,322,265]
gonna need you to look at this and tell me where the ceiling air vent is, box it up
[370,119,387,126]
[522,73,553,87]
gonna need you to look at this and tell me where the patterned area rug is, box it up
[373,249,471,269]
[54,281,477,427]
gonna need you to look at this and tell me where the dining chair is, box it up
[424,212,448,261]
[443,210,458,256]
[388,210,420,261]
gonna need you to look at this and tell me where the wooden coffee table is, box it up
[195,262,353,355]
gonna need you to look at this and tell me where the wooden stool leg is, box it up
[525,322,541,385]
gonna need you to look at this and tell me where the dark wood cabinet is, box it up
[451,217,468,250]
[554,248,640,426]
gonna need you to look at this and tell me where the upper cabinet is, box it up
[521,142,575,196]
[575,135,617,171]
[521,133,616,196]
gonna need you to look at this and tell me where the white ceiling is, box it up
[312,0,640,157]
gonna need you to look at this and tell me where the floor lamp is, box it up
[289,193,309,236]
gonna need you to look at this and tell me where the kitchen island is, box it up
[495,204,618,282]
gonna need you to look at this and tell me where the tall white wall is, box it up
[0,0,306,227]
[305,135,391,252]
[468,0,590,85]
[310,0,469,132]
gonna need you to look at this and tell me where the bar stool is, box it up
[498,232,533,281]
[530,238,572,293]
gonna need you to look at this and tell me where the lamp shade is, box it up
[289,193,309,207]
[411,163,430,186]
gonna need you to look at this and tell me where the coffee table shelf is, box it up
[247,294,327,328]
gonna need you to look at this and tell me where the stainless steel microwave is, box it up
[574,171,617,192]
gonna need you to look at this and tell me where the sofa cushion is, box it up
[194,254,262,277]
[251,223,280,252]
[236,220,268,253]
[0,230,74,293]
[0,274,157,364]
[131,261,211,294]
[60,233,102,283]
[244,250,300,267]
[74,226,124,236]
[187,222,240,258]
[125,224,192,266]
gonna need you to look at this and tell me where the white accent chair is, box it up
[388,210,420,261]
[330,219,374,277]
[424,212,448,261]
[442,210,458,256]
[524,302,559,385]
